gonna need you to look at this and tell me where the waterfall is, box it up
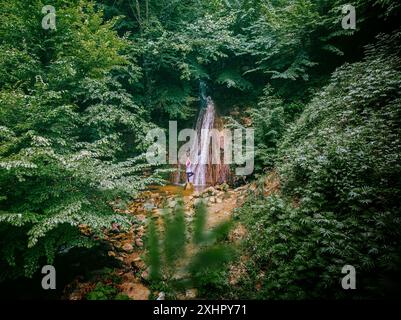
[191,96,216,185]
[189,82,231,186]
[172,81,231,186]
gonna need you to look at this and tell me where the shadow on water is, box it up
[0,243,119,300]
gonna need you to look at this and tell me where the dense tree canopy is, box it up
[0,0,162,280]
[239,31,401,298]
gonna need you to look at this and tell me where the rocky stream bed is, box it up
[64,183,255,300]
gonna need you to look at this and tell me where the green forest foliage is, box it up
[0,0,400,299]
[0,0,162,280]
[146,201,234,298]
[99,0,372,122]
[238,31,401,299]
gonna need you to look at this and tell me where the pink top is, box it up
[186,158,191,173]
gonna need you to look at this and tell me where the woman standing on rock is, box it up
[186,151,194,183]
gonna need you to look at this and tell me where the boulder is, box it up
[216,183,229,192]
[122,243,134,252]
[184,182,194,191]
[136,225,145,234]
[135,238,144,247]
[157,292,165,300]
[141,268,150,281]
[168,200,177,208]
[204,186,216,195]
[185,289,197,299]
[143,201,155,212]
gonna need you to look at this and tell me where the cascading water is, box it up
[191,96,216,185]
[189,82,231,185]
[172,81,231,186]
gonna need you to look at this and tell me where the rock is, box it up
[184,182,194,191]
[229,223,247,242]
[108,251,116,257]
[216,197,222,204]
[136,214,147,222]
[193,191,200,198]
[137,225,145,234]
[111,223,120,232]
[194,198,206,207]
[141,269,149,281]
[119,280,150,300]
[185,208,193,216]
[209,196,216,204]
[156,292,165,300]
[153,209,164,216]
[185,289,197,299]
[135,238,143,247]
[122,243,134,252]
[204,186,216,195]
[130,256,145,269]
[216,183,229,192]
[168,200,177,208]
[143,201,155,212]
[69,290,83,300]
